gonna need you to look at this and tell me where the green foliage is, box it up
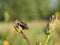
[0,0,59,21]
[0,10,4,21]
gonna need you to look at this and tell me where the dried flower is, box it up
[14,20,32,45]
[14,20,29,32]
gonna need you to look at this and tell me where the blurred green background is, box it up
[0,0,60,45]
[0,0,60,21]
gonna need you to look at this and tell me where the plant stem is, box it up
[20,31,32,45]
[43,34,51,45]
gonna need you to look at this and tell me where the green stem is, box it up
[43,34,51,45]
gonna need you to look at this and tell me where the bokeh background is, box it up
[0,0,60,45]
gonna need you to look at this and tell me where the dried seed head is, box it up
[14,20,29,32]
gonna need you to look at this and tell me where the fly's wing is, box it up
[20,22,29,30]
